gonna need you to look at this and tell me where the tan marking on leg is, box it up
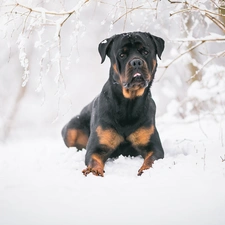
[82,153,105,177]
[66,129,77,147]
[127,125,154,146]
[138,151,154,176]
[66,129,88,149]
[96,126,124,149]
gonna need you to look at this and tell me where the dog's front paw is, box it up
[82,167,105,177]
[137,152,154,176]
[137,165,151,176]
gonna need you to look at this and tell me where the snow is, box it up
[0,117,225,225]
[101,39,107,44]
[1,1,225,224]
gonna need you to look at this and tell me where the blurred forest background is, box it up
[0,0,225,142]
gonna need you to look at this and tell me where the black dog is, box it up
[62,32,164,176]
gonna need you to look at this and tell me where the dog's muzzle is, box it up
[123,73,149,89]
[123,58,149,89]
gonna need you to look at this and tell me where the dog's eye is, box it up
[143,50,149,55]
[119,53,126,58]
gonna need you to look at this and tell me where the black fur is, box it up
[62,32,165,176]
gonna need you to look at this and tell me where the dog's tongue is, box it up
[133,73,141,77]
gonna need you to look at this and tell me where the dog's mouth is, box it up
[123,73,149,89]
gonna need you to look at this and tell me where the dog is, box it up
[62,31,165,176]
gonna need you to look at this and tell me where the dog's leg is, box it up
[137,151,155,176]
[127,126,164,176]
[61,116,89,150]
[62,101,93,150]
[137,128,164,176]
[82,125,124,177]
[82,153,105,177]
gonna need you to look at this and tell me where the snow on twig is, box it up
[161,41,204,69]
[3,0,89,88]
[189,50,225,81]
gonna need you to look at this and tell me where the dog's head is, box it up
[98,32,164,98]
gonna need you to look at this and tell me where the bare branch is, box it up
[169,0,225,19]
[188,50,225,82]
[175,37,225,42]
[162,41,205,69]
[168,0,186,3]
[15,0,89,16]
[22,11,31,33]
[113,5,143,25]
[205,12,225,32]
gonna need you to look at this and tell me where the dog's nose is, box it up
[130,59,143,69]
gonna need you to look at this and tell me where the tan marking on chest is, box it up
[127,125,154,146]
[96,126,124,149]
[122,87,145,99]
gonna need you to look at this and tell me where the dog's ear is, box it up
[98,36,115,64]
[148,33,165,60]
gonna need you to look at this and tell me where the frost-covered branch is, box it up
[162,41,204,69]
[169,0,225,33]
[2,0,89,85]
[189,50,225,81]
[13,0,89,16]
[175,37,225,42]
[205,12,225,32]
[113,5,143,27]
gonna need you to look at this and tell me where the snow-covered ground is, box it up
[0,116,225,225]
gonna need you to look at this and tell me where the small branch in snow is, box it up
[220,155,225,162]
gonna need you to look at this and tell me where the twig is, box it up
[175,37,225,42]
[113,5,143,24]
[98,1,155,10]
[163,41,204,69]
[15,0,89,16]
[210,0,220,9]
[205,12,225,32]
[188,50,225,81]
[169,0,225,18]
[22,10,31,33]
[123,0,128,31]
[168,0,186,3]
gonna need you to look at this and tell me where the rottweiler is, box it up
[62,31,165,176]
